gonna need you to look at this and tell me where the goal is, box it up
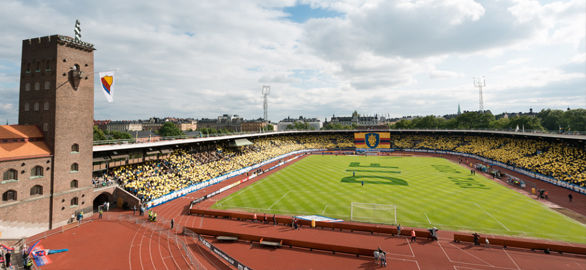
[350,202,397,224]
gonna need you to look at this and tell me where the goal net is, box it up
[350,202,396,224]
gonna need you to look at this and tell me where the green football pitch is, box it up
[212,155,586,244]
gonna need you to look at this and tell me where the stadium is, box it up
[1,20,586,270]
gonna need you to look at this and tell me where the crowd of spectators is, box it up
[97,133,584,202]
[107,135,353,202]
[391,134,586,187]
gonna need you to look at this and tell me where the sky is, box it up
[0,0,584,124]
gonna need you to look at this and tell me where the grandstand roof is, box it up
[93,129,586,153]
[0,125,51,161]
[230,138,253,147]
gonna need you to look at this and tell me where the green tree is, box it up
[392,119,414,129]
[93,125,106,141]
[507,116,543,131]
[454,111,495,129]
[109,130,132,139]
[563,109,586,131]
[159,122,184,137]
[537,109,566,131]
[489,118,510,130]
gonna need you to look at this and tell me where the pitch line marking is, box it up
[473,203,510,232]
[424,213,432,225]
[321,204,329,214]
[268,190,292,210]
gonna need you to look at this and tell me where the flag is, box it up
[99,71,115,103]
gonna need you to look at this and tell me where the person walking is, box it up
[568,193,573,202]
[105,201,110,212]
[485,237,490,248]
[133,205,137,215]
[410,229,416,242]
[273,214,276,225]
[397,224,401,236]
[139,206,145,216]
[99,208,103,219]
[171,218,174,229]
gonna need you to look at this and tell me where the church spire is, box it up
[457,104,461,115]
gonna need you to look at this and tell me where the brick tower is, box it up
[18,35,95,228]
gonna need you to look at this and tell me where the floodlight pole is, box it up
[473,77,486,113]
[262,85,270,121]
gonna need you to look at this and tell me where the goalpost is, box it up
[350,202,397,225]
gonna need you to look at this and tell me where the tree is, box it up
[454,111,495,129]
[563,109,586,131]
[507,115,543,131]
[392,119,414,129]
[537,109,566,131]
[159,122,184,137]
[489,118,510,130]
[109,130,132,139]
[93,125,106,141]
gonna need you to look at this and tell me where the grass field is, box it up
[212,155,586,244]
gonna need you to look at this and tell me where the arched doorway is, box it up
[93,192,112,211]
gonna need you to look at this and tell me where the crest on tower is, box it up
[74,19,81,41]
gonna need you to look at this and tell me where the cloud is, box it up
[0,0,584,124]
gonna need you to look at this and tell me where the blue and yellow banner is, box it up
[354,132,390,149]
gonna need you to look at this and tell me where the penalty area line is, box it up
[473,202,510,231]
[321,204,329,214]
[268,190,292,210]
[424,213,432,225]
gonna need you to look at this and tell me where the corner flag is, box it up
[99,71,115,103]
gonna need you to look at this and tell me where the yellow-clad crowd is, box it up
[392,134,586,186]
[113,135,353,202]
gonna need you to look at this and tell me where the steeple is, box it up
[457,104,461,115]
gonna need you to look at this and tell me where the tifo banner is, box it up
[99,71,115,103]
[355,132,390,149]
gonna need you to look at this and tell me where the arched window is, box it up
[3,169,17,181]
[71,197,79,206]
[35,61,41,72]
[45,60,51,71]
[33,102,39,111]
[24,103,30,111]
[2,190,17,201]
[25,63,31,73]
[31,166,43,178]
[34,82,40,90]
[71,144,79,153]
[25,82,31,91]
[70,180,79,188]
[44,101,49,111]
[30,185,43,196]
[70,163,79,172]
[44,81,51,90]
